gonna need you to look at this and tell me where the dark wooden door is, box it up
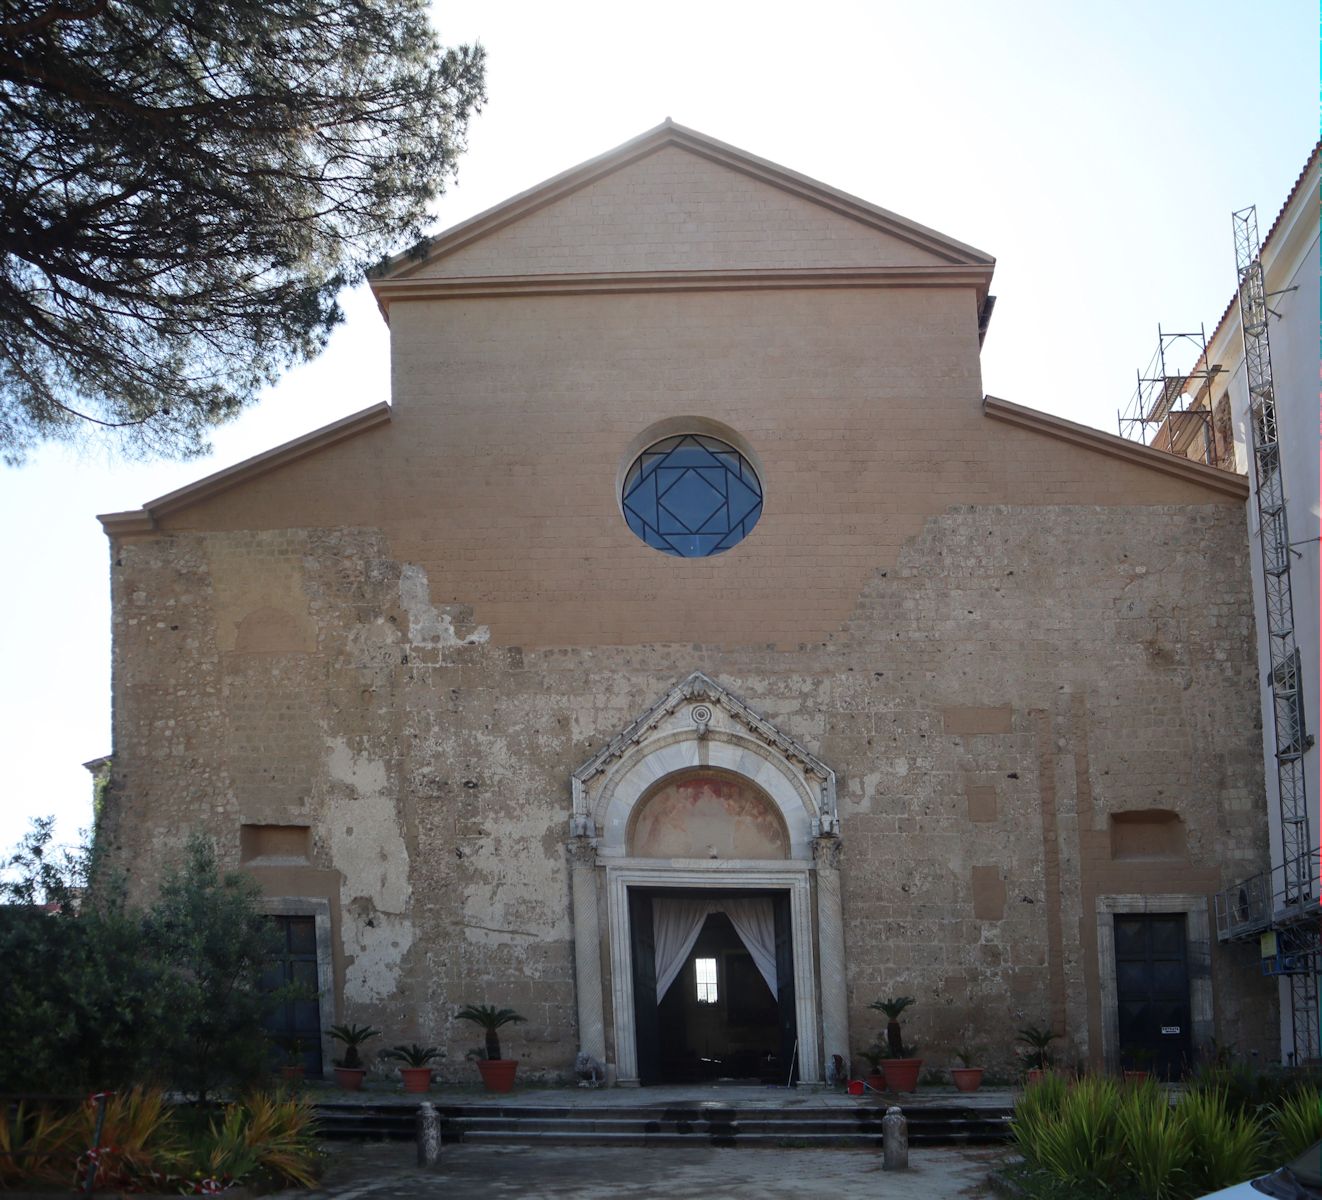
[773,891,798,1084]
[262,915,323,1076]
[1114,914,1192,1080]
[629,891,661,1085]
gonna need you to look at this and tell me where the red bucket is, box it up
[847,1079,864,1096]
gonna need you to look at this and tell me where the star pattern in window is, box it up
[622,435,763,557]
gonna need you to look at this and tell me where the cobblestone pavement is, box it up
[273,1140,1006,1200]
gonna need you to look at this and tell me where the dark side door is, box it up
[1114,913,1193,1080]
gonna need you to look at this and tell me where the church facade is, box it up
[97,122,1273,1084]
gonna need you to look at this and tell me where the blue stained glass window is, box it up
[622,435,762,556]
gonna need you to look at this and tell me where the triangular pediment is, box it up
[571,673,837,848]
[373,121,993,288]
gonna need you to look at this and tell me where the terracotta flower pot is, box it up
[399,1066,433,1093]
[1026,1068,1049,1085]
[335,1066,366,1091]
[950,1067,983,1092]
[476,1058,518,1093]
[866,1071,886,1093]
[882,1058,923,1093]
[1123,1070,1150,1085]
[280,1065,304,1085]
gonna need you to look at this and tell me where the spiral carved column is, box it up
[813,834,850,1078]
[567,836,606,1063]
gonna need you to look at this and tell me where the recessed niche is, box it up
[240,824,311,864]
[629,769,788,860]
[1109,810,1186,861]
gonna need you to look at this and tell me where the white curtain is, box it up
[722,897,778,999]
[652,896,778,1002]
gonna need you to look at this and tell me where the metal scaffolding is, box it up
[1225,203,1318,1063]
[1117,326,1231,469]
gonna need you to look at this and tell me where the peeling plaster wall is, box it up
[102,497,1272,1080]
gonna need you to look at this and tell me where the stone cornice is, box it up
[96,403,391,535]
[983,395,1250,500]
[371,265,991,315]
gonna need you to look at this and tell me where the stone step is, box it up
[313,1101,1012,1147]
[456,1128,1008,1148]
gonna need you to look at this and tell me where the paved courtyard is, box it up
[271,1139,1007,1200]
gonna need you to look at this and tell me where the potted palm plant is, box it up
[382,1043,442,1093]
[456,1004,526,1093]
[328,1023,380,1091]
[949,1044,984,1093]
[857,1044,887,1093]
[1016,1023,1060,1084]
[868,996,922,1092]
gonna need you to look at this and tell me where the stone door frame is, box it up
[1095,893,1213,1074]
[606,862,818,1085]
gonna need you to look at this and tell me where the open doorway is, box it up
[630,889,797,1085]
[657,912,780,1082]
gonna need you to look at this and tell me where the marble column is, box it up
[567,836,606,1063]
[813,834,850,1079]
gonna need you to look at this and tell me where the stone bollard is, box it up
[416,1101,442,1168]
[882,1105,909,1170]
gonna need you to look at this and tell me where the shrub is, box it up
[75,1089,185,1192]
[0,1100,79,1187]
[1011,1074,1272,1200]
[1117,1079,1190,1200]
[1011,1072,1069,1166]
[0,823,285,1100]
[1271,1085,1322,1160]
[1180,1087,1267,1196]
[145,836,284,1102]
[1032,1076,1124,1191]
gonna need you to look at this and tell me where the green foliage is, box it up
[0,819,163,1092]
[187,1092,321,1190]
[456,1004,526,1060]
[382,1043,443,1068]
[1270,1085,1322,1159]
[1032,1076,1125,1190]
[857,1044,885,1073]
[953,1043,982,1068]
[0,1088,319,1192]
[1011,1071,1070,1165]
[1180,1087,1267,1196]
[145,835,284,1101]
[0,821,284,1100]
[1012,1074,1275,1200]
[1117,1079,1190,1200]
[867,996,916,1058]
[327,1023,381,1069]
[0,1100,80,1187]
[0,0,485,463]
[1016,1024,1061,1071]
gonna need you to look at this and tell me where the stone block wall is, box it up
[100,495,1272,1080]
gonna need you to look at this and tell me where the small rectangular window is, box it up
[695,956,718,1004]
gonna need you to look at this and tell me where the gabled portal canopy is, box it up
[571,672,837,861]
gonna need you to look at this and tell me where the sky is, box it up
[1,0,1317,856]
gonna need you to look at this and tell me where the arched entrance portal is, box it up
[568,673,849,1086]
[630,890,795,1085]
[626,771,794,1083]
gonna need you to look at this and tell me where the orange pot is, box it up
[476,1058,518,1093]
[950,1067,983,1092]
[399,1066,433,1093]
[882,1059,923,1093]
